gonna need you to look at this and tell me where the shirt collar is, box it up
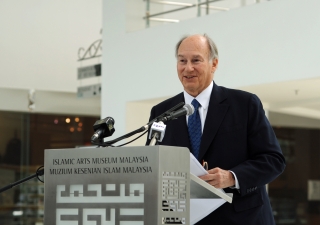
[183,81,213,110]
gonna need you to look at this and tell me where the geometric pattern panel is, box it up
[56,184,144,225]
[161,172,187,224]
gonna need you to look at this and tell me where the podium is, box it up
[44,146,231,225]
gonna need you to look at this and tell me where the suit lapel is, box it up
[198,83,229,160]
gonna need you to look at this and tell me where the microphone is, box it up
[91,117,115,142]
[158,104,194,122]
[98,103,185,147]
[148,121,166,143]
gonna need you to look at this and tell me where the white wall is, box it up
[102,0,320,140]
[0,88,100,115]
[0,0,102,92]
[0,0,102,115]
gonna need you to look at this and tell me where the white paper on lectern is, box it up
[189,153,227,225]
[189,153,208,176]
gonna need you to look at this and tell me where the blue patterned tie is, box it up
[188,99,202,159]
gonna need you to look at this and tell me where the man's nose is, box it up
[185,61,194,71]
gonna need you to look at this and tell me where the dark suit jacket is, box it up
[147,83,286,225]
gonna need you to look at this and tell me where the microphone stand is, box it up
[149,133,159,146]
[93,102,185,147]
[0,166,44,193]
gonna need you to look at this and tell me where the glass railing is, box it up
[143,0,266,28]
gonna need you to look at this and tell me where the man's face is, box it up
[177,35,218,97]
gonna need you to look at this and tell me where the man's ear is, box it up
[211,58,218,73]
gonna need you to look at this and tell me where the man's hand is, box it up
[199,167,235,189]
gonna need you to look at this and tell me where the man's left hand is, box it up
[199,167,235,189]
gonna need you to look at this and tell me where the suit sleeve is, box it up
[231,94,286,197]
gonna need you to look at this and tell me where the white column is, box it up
[102,0,127,139]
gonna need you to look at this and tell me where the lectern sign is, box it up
[44,146,190,225]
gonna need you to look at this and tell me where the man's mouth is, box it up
[184,75,196,79]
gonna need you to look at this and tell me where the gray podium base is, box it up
[44,146,232,225]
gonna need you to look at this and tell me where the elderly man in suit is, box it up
[147,34,285,225]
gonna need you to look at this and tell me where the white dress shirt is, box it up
[183,81,240,189]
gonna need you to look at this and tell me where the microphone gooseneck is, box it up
[158,103,194,122]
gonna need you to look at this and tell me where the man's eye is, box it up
[179,59,186,63]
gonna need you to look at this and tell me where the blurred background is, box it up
[0,0,320,224]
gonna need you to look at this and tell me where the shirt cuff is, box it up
[229,170,240,189]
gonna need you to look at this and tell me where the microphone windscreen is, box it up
[184,104,194,116]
